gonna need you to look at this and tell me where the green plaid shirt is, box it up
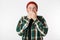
[16,16,48,40]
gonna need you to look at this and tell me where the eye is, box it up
[33,7,36,9]
[28,7,31,9]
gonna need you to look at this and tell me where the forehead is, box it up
[28,4,36,7]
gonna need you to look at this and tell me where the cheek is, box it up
[28,9,31,11]
[26,9,30,14]
[27,9,29,12]
[27,9,30,12]
[33,9,37,13]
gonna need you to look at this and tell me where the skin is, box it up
[26,4,38,21]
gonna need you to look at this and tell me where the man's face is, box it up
[26,4,37,14]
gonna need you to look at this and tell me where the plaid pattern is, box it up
[16,16,48,40]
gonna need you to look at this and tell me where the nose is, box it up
[31,8,34,11]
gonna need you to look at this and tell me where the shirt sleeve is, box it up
[34,16,48,37]
[16,16,30,36]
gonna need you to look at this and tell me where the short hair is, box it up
[26,1,38,11]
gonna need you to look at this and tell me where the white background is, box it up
[0,0,60,40]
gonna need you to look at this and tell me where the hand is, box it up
[28,11,37,21]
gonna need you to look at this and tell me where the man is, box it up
[16,1,48,40]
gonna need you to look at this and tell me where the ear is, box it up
[26,8,28,12]
[36,8,38,11]
[26,8,29,13]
